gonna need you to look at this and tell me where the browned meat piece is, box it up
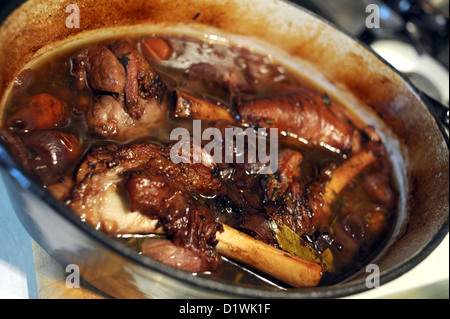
[71,46,126,94]
[238,90,359,155]
[307,165,335,230]
[263,149,303,202]
[127,170,221,270]
[74,143,163,184]
[68,141,223,271]
[86,95,132,139]
[86,94,166,142]
[69,143,166,234]
[126,172,187,214]
[265,180,314,235]
[260,148,314,234]
[183,163,222,194]
[87,46,126,94]
[110,39,166,119]
[238,213,276,246]
[71,41,167,140]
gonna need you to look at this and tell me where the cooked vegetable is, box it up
[238,89,360,155]
[269,220,334,272]
[141,37,173,63]
[7,93,68,131]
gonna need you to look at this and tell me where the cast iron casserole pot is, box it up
[0,0,448,298]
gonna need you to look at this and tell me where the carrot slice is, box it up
[7,93,68,131]
[141,37,173,63]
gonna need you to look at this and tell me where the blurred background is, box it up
[289,0,449,131]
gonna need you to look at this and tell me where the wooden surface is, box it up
[32,241,109,299]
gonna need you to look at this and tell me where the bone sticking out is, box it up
[215,224,323,288]
[323,149,377,204]
[137,217,323,287]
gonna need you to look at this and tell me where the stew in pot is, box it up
[0,34,397,287]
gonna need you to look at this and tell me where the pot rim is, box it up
[0,0,448,298]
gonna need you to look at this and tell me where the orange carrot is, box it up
[7,93,68,131]
[141,37,173,63]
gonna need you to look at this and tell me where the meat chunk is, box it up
[126,172,188,214]
[86,94,166,142]
[72,40,167,142]
[126,170,221,270]
[68,143,162,234]
[110,39,166,119]
[238,90,358,155]
[73,142,167,185]
[87,46,126,94]
[81,40,168,141]
[263,149,303,202]
[260,148,314,234]
[265,180,314,235]
[68,142,223,271]
[71,46,126,94]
